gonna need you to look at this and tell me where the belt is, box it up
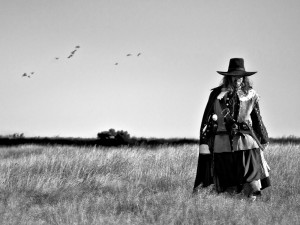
[216,122,251,136]
[232,122,250,131]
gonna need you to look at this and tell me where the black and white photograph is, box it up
[0,0,299,224]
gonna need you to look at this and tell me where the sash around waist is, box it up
[214,133,260,152]
[215,130,252,136]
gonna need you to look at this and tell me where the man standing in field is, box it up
[193,58,271,201]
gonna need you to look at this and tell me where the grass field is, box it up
[0,143,299,225]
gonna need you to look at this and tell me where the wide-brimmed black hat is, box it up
[217,58,257,76]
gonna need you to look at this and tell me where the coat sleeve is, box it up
[199,88,219,145]
[250,101,269,145]
[199,99,211,145]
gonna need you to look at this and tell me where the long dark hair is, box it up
[220,76,253,94]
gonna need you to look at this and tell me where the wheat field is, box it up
[0,143,299,225]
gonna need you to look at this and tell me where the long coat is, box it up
[193,86,270,191]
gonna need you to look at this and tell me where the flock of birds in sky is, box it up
[114,52,142,66]
[21,45,142,78]
[21,45,81,78]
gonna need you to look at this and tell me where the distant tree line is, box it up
[0,130,198,147]
[0,131,299,147]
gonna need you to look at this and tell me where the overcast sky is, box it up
[1,0,300,138]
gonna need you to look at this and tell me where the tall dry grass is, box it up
[0,143,299,225]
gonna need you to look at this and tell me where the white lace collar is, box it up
[217,88,257,102]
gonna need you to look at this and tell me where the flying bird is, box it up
[22,72,34,78]
[55,57,59,60]
[126,54,132,56]
[115,63,118,65]
[22,73,31,78]
[137,53,141,56]
[67,46,80,59]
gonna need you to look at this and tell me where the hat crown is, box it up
[217,58,256,76]
[228,58,245,72]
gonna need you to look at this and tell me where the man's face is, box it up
[231,76,244,88]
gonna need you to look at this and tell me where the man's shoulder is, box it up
[205,86,222,102]
[210,85,223,91]
[210,86,223,95]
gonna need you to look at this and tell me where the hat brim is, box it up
[217,71,257,76]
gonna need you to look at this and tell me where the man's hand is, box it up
[262,142,269,150]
